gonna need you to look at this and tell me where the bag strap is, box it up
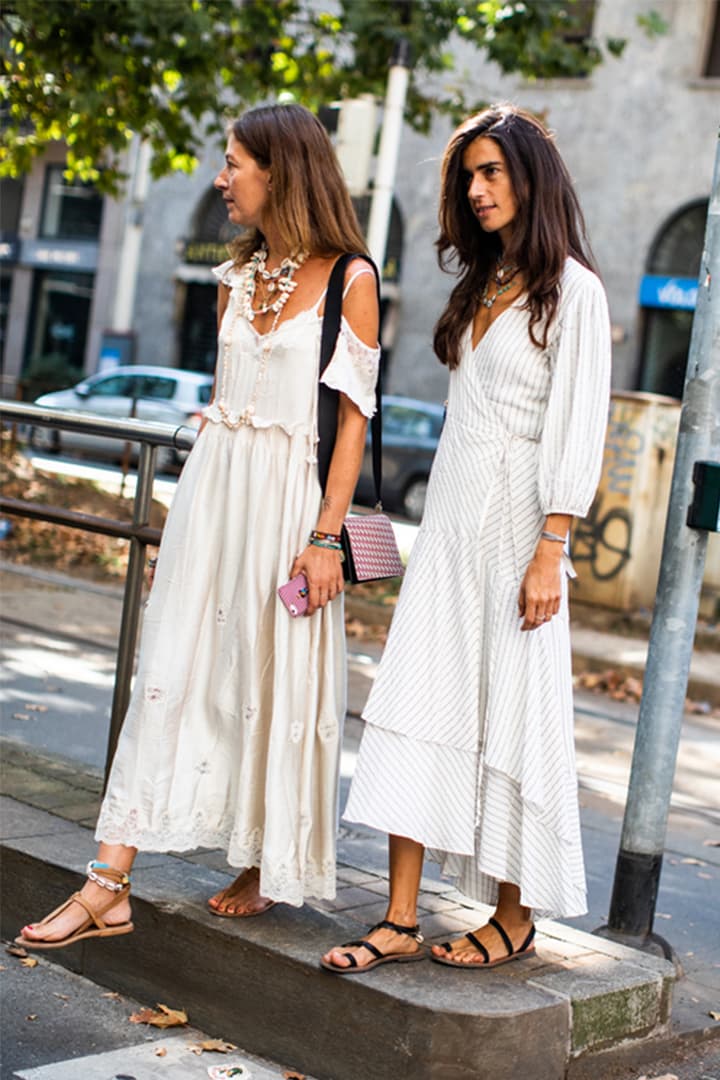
[317,253,382,502]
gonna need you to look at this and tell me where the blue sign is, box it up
[639,274,698,311]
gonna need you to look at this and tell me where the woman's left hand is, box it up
[517,545,563,632]
[290,544,345,616]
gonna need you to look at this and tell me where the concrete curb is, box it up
[2,797,678,1080]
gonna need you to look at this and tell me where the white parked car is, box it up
[30,365,214,472]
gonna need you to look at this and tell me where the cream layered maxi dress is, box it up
[344,258,611,919]
[95,258,380,906]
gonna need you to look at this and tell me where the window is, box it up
[88,374,136,397]
[637,200,706,399]
[138,375,176,401]
[25,271,94,372]
[383,405,439,441]
[704,1,720,76]
[40,166,104,241]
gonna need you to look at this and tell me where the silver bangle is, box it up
[541,530,567,543]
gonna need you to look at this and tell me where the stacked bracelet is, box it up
[541,530,567,543]
[309,537,345,561]
[310,529,342,544]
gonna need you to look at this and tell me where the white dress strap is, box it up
[343,267,375,298]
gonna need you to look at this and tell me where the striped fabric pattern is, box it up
[343,258,611,919]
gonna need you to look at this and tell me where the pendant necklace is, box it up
[216,245,309,428]
[480,260,519,310]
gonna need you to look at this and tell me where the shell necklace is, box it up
[480,260,519,309]
[216,246,308,428]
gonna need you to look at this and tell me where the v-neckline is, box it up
[470,296,525,353]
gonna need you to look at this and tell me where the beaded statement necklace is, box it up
[216,245,308,429]
[480,260,519,310]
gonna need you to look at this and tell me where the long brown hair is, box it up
[228,104,367,264]
[433,104,596,368]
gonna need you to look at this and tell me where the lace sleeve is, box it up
[212,259,238,287]
[320,318,380,418]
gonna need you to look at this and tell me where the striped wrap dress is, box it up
[344,258,611,918]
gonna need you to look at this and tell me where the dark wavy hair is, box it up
[228,104,367,265]
[433,104,596,368]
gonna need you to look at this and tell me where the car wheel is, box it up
[402,477,428,522]
[29,426,61,455]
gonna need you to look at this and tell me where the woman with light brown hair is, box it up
[17,103,380,947]
[323,103,611,974]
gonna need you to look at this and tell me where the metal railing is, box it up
[0,400,197,784]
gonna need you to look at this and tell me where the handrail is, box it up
[0,398,198,785]
[0,399,197,452]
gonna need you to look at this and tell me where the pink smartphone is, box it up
[278,573,309,617]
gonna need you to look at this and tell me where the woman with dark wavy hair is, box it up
[18,103,380,948]
[323,104,610,974]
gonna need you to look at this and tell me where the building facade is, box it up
[1,0,717,405]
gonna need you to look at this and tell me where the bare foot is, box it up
[430,914,535,966]
[322,922,423,971]
[207,867,274,917]
[19,880,132,946]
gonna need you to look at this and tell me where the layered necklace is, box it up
[480,259,519,309]
[216,245,309,429]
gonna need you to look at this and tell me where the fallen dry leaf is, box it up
[101,991,122,1001]
[24,703,48,712]
[681,857,706,866]
[129,1003,188,1028]
[187,1039,237,1054]
[709,1010,720,1020]
[154,1047,167,1057]
[6,943,28,958]
[52,992,69,1000]
[702,839,720,847]
[12,713,30,721]
[20,957,38,968]
[26,1014,37,1021]
[284,1071,306,1080]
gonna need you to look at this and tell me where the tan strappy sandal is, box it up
[15,862,134,951]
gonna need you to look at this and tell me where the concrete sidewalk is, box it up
[1,752,676,1080]
[1,562,718,1079]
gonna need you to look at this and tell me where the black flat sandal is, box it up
[431,916,536,969]
[321,919,426,975]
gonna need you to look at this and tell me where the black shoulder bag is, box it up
[317,253,404,584]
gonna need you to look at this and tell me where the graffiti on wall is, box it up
[603,402,645,497]
[572,492,633,581]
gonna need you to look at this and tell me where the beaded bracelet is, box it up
[310,538,345,561]
[310,529,342,544]
[148,556,158,568]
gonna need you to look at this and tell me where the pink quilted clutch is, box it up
[341,514,405,584]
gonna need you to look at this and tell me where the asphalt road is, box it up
[2,952,317,1080]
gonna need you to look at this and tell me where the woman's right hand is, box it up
[289,544,345,616]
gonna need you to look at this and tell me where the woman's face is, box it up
[462,135,519,249]
[214,132,271,231]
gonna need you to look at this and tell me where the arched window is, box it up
[637,200,706,399]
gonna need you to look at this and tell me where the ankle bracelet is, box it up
[86,860,130,892]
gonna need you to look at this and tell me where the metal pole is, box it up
[112,137,150,332]
[366,38,412,273]
[606,131,720,942]
[103,441,157,786]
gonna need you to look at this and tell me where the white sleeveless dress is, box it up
[95,258,380,906]
[344,259,611,919]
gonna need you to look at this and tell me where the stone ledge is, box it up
[1,799,677,1080]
